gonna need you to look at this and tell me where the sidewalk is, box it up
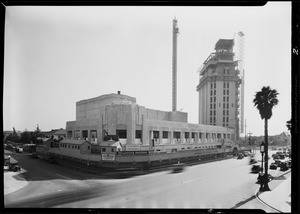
[4,170,29,195]
[257,171,291,213]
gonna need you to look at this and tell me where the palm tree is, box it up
[253,86,279,191]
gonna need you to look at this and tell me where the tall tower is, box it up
[196,38,242,140]
[172,18,179,111]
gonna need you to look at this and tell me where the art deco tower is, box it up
[196,36,244,140]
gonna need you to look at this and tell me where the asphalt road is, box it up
[4,149,288,209]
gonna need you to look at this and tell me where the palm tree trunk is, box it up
[264,118,270,191]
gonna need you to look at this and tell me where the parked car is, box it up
[237,153,244,159]
[29,153,38,159]
[9,162,21,172]
[251,165,261,173]
[280,162,289,171]
[47,157,57,164]
[269,163,277,170]
[274,159,282,167]
[257,173,273,184]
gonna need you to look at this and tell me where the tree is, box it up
[286,119,291,134]
[253,86,279,191]
[19,130,32,144]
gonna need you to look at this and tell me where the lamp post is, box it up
[259,141,265,191]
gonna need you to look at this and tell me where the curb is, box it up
[255,169,291,213]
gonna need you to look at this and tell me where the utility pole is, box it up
[172,18,179,112]
[244,119,247,143]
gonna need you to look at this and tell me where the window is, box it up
[223,68,226,74]
[102,148,106,152]
[232,103,234,107]
[68,145,70,148]
[227,103,229,109]
[210,117,212,123]
[163,131,169,139]
[214,117,216,123]
[211,90,213,96]
[214,97,216,102]
[223,90,225,95]
[214,110,216,116]
[210,103,213,109]
[223,110,225,115]
[72,145,74,149]
[226,117,229,123]
[227,97,229,102]
[227,90,229,95]
[214,90,216,95]
[227,110,229,115]
[210,111,212,116]
[111,148,115,152]
[214,82,216,88]
[211,83,213,88]
[219,103,220,108]
[223,97,225,102]
[210,97,213,102]
[214,103,216,109]
[227,83,229,88]
[223,82,226,88]
[223,103,225,108]
[87,146,90,150]
[223,117,225,122]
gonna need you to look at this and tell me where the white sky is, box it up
[4,3,291,136]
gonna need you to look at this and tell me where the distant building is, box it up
[196,36,245,140]
[42,128,66,140]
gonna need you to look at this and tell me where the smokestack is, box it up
[117,91,121,95]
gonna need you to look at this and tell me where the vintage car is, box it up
[9,162,21,172]
[269,163,277,170]
[280,162,289,171]
[29,153,38,159]
[251,165,261,173]
[170,163,186,173]
[237,153,244,159]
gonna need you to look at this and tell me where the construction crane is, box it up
[172,18,179,112]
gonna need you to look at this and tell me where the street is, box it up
[4,149,288,210]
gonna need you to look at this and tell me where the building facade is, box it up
[196,38,243,139]
[66,92,236,151]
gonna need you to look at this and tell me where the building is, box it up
[66,92,236,152]
[196,37,244,140]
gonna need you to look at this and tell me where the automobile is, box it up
[269,163,277,170]
[287,160,292,168]
[237,153,244,159]
[257,173,273,184]
[47,157,57,164]
[249,158,257,165]
[251,165,261,173]
[279,154,285,160]
[280,162,289,171]
[29,153,38,159]
[170,163,186,173]
[9,162,21,172]
[272,154,280,160]
[274,159,282,167]
[244,151,250,157]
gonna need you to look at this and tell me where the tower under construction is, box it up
[196,33,245,140]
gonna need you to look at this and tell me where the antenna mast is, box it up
[172,18,179,111]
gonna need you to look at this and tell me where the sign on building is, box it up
[102,153,115,161]
[126,145,141,151]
